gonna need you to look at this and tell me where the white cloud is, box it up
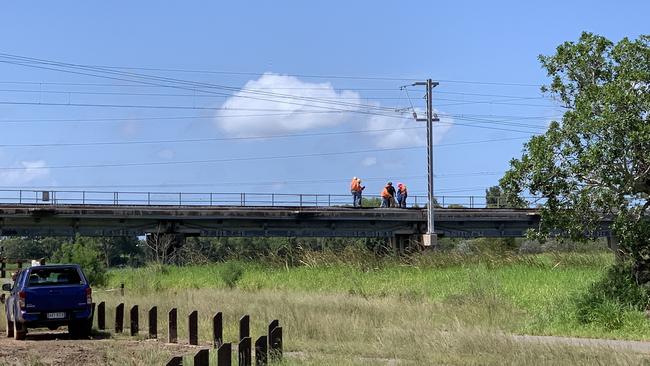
[214,73,361,137]
[367,108,453,149]
[0,160,50,186]
[361,156,377,167]
[157,148,176,160]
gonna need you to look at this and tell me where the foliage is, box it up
[575,261,649,329]
[0,237,68,261]
[220,261,244,288]
[485,185,524,208]
[500,32,650,280]
[52,236,107,286]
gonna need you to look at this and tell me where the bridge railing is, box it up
[0,189,540,208]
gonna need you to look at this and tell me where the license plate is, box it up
[46,312,66,319]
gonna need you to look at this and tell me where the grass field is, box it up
[91,251,650,365]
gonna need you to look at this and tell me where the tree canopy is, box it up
[500,32,649,283]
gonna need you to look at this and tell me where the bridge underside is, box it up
[0,204,562,239]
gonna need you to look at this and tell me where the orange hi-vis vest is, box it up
[381,187,391,198]
[350,179,361,192]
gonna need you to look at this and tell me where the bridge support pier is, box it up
[389,234,425,253]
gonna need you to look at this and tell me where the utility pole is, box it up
[412,79,439,247]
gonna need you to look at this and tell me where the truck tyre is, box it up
[69,320,90,339]
[13,321,26,340]
[5,316,13,338]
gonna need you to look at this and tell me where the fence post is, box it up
[148,192,151,205]
[115,303,124,333]
[299,194,303,207]
[194,349,210,366]
[0,261,5,278]
[130,305,139,336]
[97,301,105,330]
[189,310,198,345]
[149,306,157,339]
[120,283,124,297]
[269,326,283,362]
[255,336,268,366]
[218,343,232,366]
[168,308,178,343]
[213,312,223,348]
[315,195,318,207]
[19,190,22,204]
[239,314,250,341]
[328,194,331,207]
[165,356,183,366]
[414,196,418,206]
[179,192,182,206]
[239,337,251,366]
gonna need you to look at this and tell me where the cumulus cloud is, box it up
[214,73,361,137]
[361,156,377,167]
[0,160,50,185]
[367,108,453,149]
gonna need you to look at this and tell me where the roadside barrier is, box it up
[93,301,283,366]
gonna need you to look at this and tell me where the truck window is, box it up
[27,267,84,287]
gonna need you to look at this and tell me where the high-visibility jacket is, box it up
[381,187,391,198]
[350,179,361,192]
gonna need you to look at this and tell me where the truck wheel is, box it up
[5,316,13,338]
[13,321,26,340]
[69,320,90,339]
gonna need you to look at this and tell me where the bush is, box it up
[52,237,107,287]
[221,262,244,288]
[575,261,649,328]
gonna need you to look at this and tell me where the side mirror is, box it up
[1,284,11,292]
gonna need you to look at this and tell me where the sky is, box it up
[0,1,648,206]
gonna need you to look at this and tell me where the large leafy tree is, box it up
[500,33,649,284]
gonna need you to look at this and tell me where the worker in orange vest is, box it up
[350,177,365,207]
[380,182,393,208]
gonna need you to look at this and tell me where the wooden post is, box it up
[189,310,198,345]
[239,337,251,366]
[165,356,183,366]
[120,283,124,296]
[97,301,105,330]
[115,303,124,333]
[194,349,210,366]
[130,305,139,336]
[255,336,267,366]
[168,308,178,343]
[239,314,250,341]
[269,326,282,362]
[267,319,278,343]
[213,312,223,348]
[217,343,232,366]
[148,306,157,339]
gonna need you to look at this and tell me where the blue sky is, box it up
[0,1,648,205]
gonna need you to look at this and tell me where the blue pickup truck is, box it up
[3,264,93,340]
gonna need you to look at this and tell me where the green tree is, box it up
[52,236,107,286]
[500,33,650,285]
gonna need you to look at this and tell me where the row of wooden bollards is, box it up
[95,302,283,365]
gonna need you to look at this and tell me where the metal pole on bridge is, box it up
[412,79,439,247]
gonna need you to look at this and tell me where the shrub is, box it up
[221,262,244,288]
[52,237,107,287]
[575,261,649,328]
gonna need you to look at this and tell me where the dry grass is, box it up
[85,288,650,365]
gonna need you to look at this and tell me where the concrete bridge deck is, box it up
[0,204,548,239]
